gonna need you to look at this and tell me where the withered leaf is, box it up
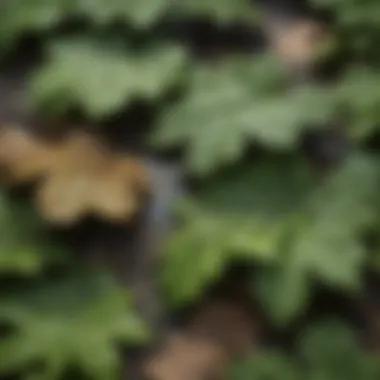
[0,126,149,225]
[189,299,258,355]
[266,19,328,69]
[0,126,55,183]
[142,298,259,380]
[143,333,228,380]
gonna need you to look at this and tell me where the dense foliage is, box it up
[1,0,380,379]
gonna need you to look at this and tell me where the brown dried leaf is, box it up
[35,172,94,225]
[0,126,149,225]
[267,19,327,69]
[143,333,228,380]
[0,126,56,182]
[142,298,259,380]
[189,299,257,355]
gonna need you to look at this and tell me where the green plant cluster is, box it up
[0,191,149,379]
[1,0,380,379]
[229,320,380,380]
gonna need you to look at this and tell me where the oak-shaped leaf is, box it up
[0,271,149,380]
[0,126,149,225]
[34,132,149,225]
[159,155,314,305]
[160,153,380,323]
[253,153,380,324]
[29,39,187,118]
[153,56,335,174]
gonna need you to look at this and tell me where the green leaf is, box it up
[299,320,359,365]
[0,1,71,48]
[255,154,379,324]
[0,192,64,274]
[291,154,378,289]
[160,155,314,306]
[153,56,335,174]
[74,0,170,27]
[173,0,257,23]
[335,67,380,140]
[0,0,257,44]
[312,0,380,29]
[0,271,149,380]
[254,263,311,325]
[299,320,378,380]
[229,321,379,380]
[161,153,380,319]
[229,351,301,380]
[29,38,187,118]
[0,0,171,49]
[311,0,380,57]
